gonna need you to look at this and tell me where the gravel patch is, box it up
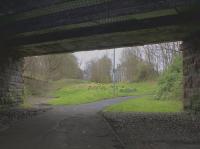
[0,106,51,132]
[102,112,200,149]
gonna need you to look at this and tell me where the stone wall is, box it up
[0,56,24,105]
[103,112,200,149]
[182,37,200,112]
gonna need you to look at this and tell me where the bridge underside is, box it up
[0,0,200,56]
[0,0,199,112]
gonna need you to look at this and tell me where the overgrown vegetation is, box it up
[155,55,183,100]
[49,81,157,105]
[24,42,183,113]
[104,54,183,113]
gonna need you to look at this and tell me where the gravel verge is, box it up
[102,112,200,149]
[0,105,51,132]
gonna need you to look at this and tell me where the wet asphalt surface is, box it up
[1,96,200,149]
[0,96,133,149]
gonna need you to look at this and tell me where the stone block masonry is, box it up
[103,112,200,148]
[0,56,24,105]
[182,36,200,112]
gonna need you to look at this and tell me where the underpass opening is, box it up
[21,42,183,110]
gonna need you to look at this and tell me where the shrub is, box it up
[137,62,158,81]
[156,54,183,100]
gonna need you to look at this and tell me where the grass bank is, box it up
[49,80,157,105]
[104,95,183,113]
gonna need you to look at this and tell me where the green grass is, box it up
[48,81,157,105]
[104,96,183,113]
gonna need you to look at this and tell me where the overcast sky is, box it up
[73,48,124,70]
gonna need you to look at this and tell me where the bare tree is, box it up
[119,48,157,82]
[85,55,112,83]
[143,42,181,72]
[24,53,83,81]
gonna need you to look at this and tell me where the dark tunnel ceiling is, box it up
[0,0,200,56]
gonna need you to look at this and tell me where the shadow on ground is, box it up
[0,96,200,149]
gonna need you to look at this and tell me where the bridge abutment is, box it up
[0,56,24,105]
[182,36,200,113]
